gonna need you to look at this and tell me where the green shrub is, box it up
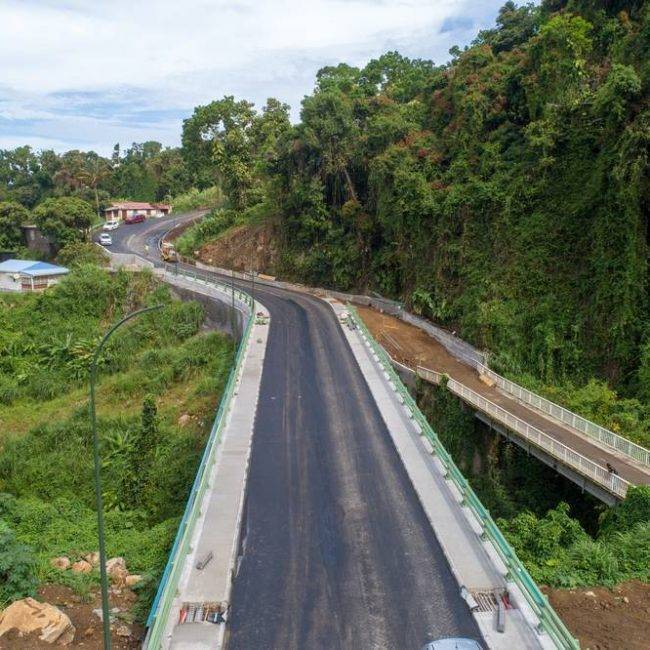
[0,520,38,606]
[598,486,650,537]
[56,243,109,268]
[170,186,224,213]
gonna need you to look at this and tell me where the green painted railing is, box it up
[145,269,254,648]
[347,305,580,650]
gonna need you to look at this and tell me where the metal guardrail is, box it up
[416,368,630,499]
[145,268,254,648]
[347,306,580,650]
[476,363,650,468]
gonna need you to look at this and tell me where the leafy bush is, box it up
[174,208,237,257]
[598,486,650,537]
[499,500,650,588]
[170,186,224,213]
[56,242,109,268]
[0,519,38,606]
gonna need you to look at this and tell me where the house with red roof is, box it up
[104,201,171,222]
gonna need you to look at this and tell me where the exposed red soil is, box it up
[543,581,650,650]
[0,585,144,649]
[197,222,277,275]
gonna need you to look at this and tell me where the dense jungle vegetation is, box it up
[177,0,649,415]
[0,265,232,614]
[0,142,191,214]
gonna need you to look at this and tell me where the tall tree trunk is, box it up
[94,186,100,219]
[343,167,358,203]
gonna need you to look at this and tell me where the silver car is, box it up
[98,233,113,246]
[422,639,483,650]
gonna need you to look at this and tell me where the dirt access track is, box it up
[356,306,649,486]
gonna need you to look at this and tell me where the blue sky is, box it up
[0,1,510,155]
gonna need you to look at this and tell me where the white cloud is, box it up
[0,0,504,153]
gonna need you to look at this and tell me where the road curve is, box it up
[108,215,482,649]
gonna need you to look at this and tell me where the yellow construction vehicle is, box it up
[161,241,179,262]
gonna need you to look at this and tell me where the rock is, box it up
[50,556,71,571]
[71,560,92,574]
[125,574,142,588]
[110,566,129,588]
[106,557,128,587]
[92,607,120,623]
[585,591,596,598]
[115,624,131,638]
[178,413,191,426]
[479,373,496,387]
[0,598,75,645]
[623,596,629,604]
[106,557,127,576]
[84,552,99,567]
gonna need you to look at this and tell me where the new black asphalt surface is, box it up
[106,215,481,649]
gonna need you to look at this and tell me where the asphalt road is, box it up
[106,215,481,649]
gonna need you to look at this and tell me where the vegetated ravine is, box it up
[0,266,233,639]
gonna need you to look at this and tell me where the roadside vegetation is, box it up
[0,266,232,616]
[2,0,648,629]
[4,3,646,445]
[170,185,224,214]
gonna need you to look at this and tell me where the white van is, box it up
[103,220,119,231]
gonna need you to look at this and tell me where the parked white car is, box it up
[99,233,113,246]
[103,220,119,231]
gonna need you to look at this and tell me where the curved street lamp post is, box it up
[89,304,164,649]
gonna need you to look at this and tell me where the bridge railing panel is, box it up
[347,304,582,650]
[476,363,650,467]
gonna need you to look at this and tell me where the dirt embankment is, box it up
[197,222,278,275]
[543,581,650,650]
[0,585,143,648]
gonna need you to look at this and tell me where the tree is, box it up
[0,201,30,249]
[122,395,160,508]
[300,89,361,205]
[32,197,94,248]
[0,146,42,207]
[78,153,112,217]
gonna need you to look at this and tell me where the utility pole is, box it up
[250,251,255,309]
[89,304,164,650]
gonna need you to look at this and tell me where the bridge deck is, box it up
[357,306,649,489]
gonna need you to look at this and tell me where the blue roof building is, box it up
[0,259,69,292]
